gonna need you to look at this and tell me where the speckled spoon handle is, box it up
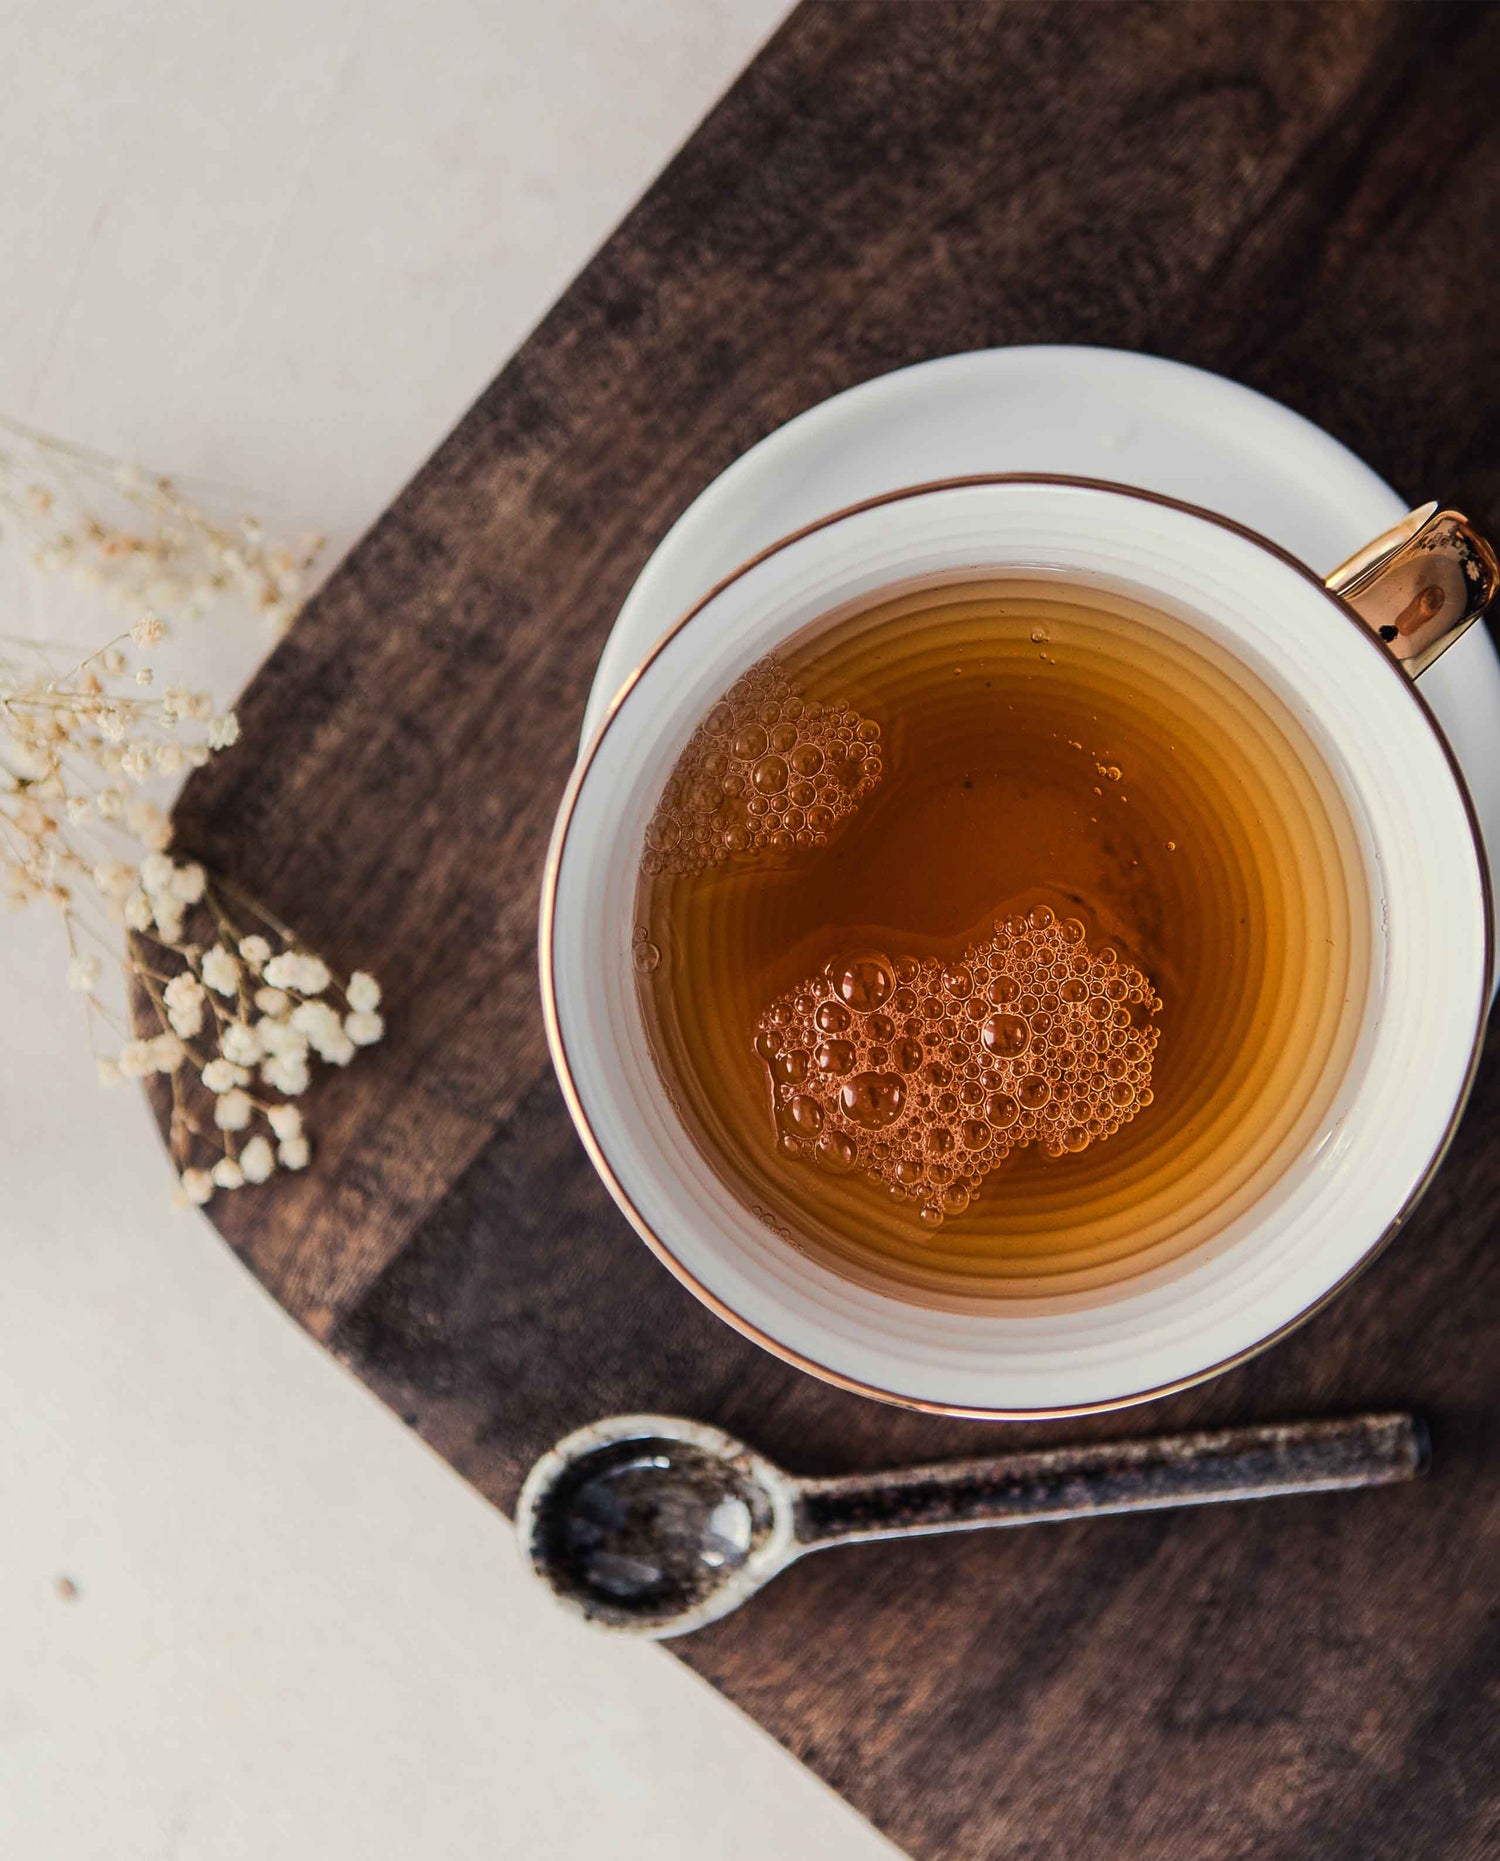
[790,1412,1425,1553]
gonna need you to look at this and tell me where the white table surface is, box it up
[0,5,903,1856]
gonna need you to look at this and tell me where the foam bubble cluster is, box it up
[754,905,1161,1229]
[642,657,882,877]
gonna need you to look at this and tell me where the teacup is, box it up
[542,477,1495,1416]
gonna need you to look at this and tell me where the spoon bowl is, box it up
[516,1415,800,1634]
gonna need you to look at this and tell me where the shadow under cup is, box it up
[633,574,1375,1304]
[544,481,1488,1413]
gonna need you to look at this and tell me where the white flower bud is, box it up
[140,852,174,896]
[239,1136,275,1184]
[169,862,206,904]
[346,971,381,1013]
[261,1053,309,1096]
[201,945,239,996]
[267,1104,303,1141]
[238,935,272,972]
[202,1058,248,1094]
[150,1033,185,1073]
[178,1169,214,1206]
[118,1039,155,1079]
[219,1021,262,1066]
[277,1135,310,1171]
[213,1089,254,1132]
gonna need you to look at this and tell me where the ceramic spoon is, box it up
[515,1409,1424,1637]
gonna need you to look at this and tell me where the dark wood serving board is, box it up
[164,5,1500,1857]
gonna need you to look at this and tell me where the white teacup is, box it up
[541,478,1495,1417]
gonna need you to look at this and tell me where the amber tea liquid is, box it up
[634,575,1371,1301]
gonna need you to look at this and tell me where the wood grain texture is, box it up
[163,4,1500,1857]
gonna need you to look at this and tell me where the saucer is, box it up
[583,345,1500,929]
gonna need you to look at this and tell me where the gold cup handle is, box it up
[1326,504,1499,678]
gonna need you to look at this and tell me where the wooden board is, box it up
[165,5,1500,1856]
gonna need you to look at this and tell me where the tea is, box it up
[634,574,1371,1299]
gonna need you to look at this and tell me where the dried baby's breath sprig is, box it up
[0,415,323,636]
[116,862,383,1205]
[0,416,373,1204]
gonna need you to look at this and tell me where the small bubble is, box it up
[780,1094,824,1137]
[832,954,894,1012]
[1165,840,1177,853]
[980,1012,1030,1058]
[839,1072,906,1129]
[815,1129,856,1173]
[814,1038,857,1076]
[632,942,661,973]
[753,755,790,795]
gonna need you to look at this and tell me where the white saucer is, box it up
[584,346,1500,928]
